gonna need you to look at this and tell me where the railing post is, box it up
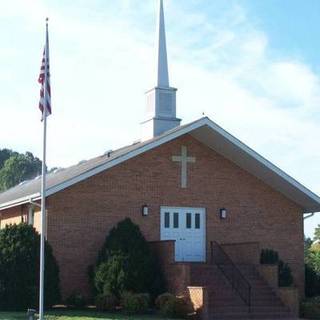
[232,266,234,289]
[248,286,251,313]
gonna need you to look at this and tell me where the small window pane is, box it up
[164,212,170,228]
[173,212,179,228]
[195,213,200,229]
[186,213,191,229]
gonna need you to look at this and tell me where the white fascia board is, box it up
[202,118,320,208]
[2,116,319,212]
[46,118,208,197]
[0,193,41,210]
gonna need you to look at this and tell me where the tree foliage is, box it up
[0,149,15,169]
[314,225,320,242]
[305,237,313,257]
[93,218,165,299]
[305,232,320,297]
[0,149,42,192]
[0,224,60,310]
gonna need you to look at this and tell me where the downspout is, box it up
[29,198,41,208]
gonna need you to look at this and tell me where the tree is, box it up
[305,237,320,297]
[93,218,165,299]
[0,149,15,169]
[305,236,313,257]
[0,152,42,191]
[0,224,60,310]
[314,225,320,242]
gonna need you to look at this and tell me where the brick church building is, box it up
[1,1,320,318]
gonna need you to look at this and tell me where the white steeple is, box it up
[156,0,169,87]
[141,0,181,141]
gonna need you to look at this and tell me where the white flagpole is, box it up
[39,17,49,320]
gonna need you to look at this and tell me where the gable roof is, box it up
[0,117,319,213]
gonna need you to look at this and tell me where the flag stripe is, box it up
[38,44,51,119]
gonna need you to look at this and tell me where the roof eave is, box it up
[0,193,41,211]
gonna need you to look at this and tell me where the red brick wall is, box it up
[0,205,28,228]
[1,134,305,299]
[221,242,260,265]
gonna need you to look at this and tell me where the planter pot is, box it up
[278,287,299,317]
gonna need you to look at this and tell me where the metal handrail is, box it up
[211,241,251,312]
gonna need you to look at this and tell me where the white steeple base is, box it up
[141,116,181,141]
[141,86,181,141]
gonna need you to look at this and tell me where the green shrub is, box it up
[0,223,60,311]
[95,293,118,311]
[94,218,165,299]
[306,264,320,297]
[121,291,150,314]
[260,249,279,264]
[155,292,176,310]
[300,297,320,319]
[278,260,293,287]
[156,293,189,318]
[94,256,128,298]
[65,292,86,308]
[260,249,293,288]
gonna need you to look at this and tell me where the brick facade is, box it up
[0,134,304,299]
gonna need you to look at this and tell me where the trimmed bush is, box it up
[121,292,150,314]
[156,293,189,318]
[155,292,176,310]
[278,260,293,287]
[65,292,86,309]
[260,249,279,264]
[95,293,118,311]
[0,223,60,311]
[93,218,165,299]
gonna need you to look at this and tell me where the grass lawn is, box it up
[0,310,176,320]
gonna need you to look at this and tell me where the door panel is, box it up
[160,207,206,262]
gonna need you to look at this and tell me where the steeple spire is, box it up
[156,0,169,87]
[140,0,181,141]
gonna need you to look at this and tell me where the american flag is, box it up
[38,30,51,119]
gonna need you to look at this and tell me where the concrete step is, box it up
[189,263,292,319]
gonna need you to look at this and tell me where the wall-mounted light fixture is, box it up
[219,208,227,219]
[142,205,149,216]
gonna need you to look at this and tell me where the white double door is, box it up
[160,207,206,262]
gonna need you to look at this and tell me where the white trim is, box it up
[0,193,40,210]
[161,206,206,211]
[202,118,320,206]
[1,117,320,212]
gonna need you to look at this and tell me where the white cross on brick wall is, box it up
[172,146,196,188]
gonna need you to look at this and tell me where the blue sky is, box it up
[0,0,319,238]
